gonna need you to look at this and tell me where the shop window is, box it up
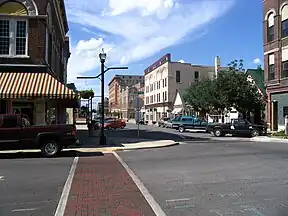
[1,116,18,128]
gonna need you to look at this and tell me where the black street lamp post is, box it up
[99,50,107,145]
[77,49,128,145]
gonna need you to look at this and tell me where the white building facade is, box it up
[144,54,229,122]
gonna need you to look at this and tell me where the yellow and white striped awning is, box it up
[0,72,79,99]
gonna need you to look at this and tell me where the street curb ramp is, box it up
[115,142,180,151]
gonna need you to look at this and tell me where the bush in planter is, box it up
[152,121,156,124]
[80,89,94,99]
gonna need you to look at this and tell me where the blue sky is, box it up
[64,0,263,106]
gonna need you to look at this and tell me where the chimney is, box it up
[214,56,220,78]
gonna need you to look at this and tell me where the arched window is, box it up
[0,1,28,56]
[281,4,288,37]
[0,1,27,15]
[267,12,275,42]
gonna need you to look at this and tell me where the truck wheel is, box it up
[213,128,222,137]
[250,129,260,137]
[40,140,60,157]
[179,126,185,133]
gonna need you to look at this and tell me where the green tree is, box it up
[183,59,266,121]
[183,78,215,116]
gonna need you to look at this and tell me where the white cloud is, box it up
[65,0,235,86]
[253,58,261,65]
[178,60,184,63]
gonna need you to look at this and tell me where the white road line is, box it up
[12,208,38,212]
[165,198,192,202]
[113,152,167,216]
[54,156,79,216]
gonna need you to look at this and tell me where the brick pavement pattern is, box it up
[64,153,156,216]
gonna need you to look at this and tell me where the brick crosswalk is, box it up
[64,154,156,216]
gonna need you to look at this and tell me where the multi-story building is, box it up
[108,74,144,112]
[144,54,229,122]
[263,0,288,131]
[118,81,144,119]
[0,0,79,124]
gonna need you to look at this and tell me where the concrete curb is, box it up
[250,136,288,143]
[0,142,180,154]
[115,142,180,151]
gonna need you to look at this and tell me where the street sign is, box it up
[136,91,144,94]
[133,97,144,109]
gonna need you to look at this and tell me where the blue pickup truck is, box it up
[171,116,209,132]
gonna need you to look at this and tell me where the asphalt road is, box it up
[0,153,74,216]
[106,123,251,143]
[119,140,288,216]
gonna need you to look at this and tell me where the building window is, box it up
[194,71,199,81]
[146,86,149,93]
[282,5,288,38]
[282,60,288,78]
[176,70,180,83]
[268,54,275,80]
[164,78,167,87]
[282,19,288,38]
[164,91,167,101]
[267,13,274,42]
[162,79,165,88]
[146,97,149,104]
[150,95,153,103]
[284,106,288,117]
[0,19,28,56]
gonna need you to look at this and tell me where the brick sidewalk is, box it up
[64,154,156,216]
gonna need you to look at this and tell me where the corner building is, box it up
[263,0,288,130]
[0,0,79,124]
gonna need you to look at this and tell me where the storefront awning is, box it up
[0,72,79,99]
[172,107,182,114]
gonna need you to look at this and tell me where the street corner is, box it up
[63,153,157,216]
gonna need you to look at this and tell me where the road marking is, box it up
[113,152,167,216]
[12,208,38,212]
[0,176,4,180]
[54,156,79,216]
[165,198,192,202]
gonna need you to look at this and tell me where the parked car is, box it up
[165,119,173,128]
[178,117,209,133]
[158,117,170,127]
[0,114,78,157]
[171,116,197,129]
[206,119,267,137]
[102,118,126,129]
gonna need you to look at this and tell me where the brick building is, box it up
[263,0,288,131]
[118,81,144,120]
[0,0,79,124]
[108,75,144,113]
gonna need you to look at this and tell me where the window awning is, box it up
[172,107,183,114]
[0,72,79,99]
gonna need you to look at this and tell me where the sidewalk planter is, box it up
[87,122,100,137]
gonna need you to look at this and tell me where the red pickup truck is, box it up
[0,114,78,157]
